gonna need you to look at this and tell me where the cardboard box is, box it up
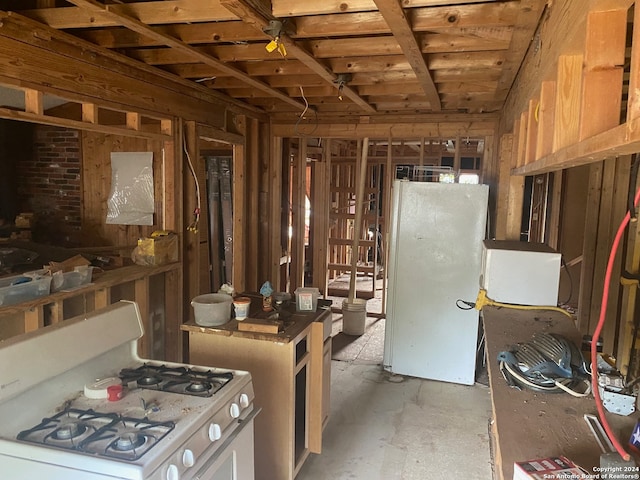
[513,456,589,479]
[132,231,178,266]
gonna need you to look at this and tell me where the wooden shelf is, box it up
[0,263,182,361]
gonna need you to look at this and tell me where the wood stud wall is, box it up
[505,3,640,369]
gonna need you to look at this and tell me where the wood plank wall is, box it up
[498,1,640,371]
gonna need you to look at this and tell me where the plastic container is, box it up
[0,274,52,307]
[295,287,319,312]
[191,293,233,326]
[233,296,252,321]
[342,298,367,336]
[50,266,93,292]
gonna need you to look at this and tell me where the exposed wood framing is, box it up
[219,0,375,113]
[0,12,240,125]
[246,117,260,292]
[233,117,247,294]
[311,140,332,295]
[618,207,640,374]
[372,0,440,110]
[289,140,307,292]
[577,162,604,333]
[269,137,284,288]
[66,0,307,112]
[183,120,200,318]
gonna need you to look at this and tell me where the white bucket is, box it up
[191,293,233,326]
[342,298,367,336]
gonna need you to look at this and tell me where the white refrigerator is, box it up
[383,180,489,385]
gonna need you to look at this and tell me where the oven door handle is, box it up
[193,407,261,480]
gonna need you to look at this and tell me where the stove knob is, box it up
[230,402,240,419]
[166,464,179,480]
[239,393,250,408]
[208,423,222,442]
[182,449,195,468]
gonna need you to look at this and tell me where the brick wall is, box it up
[17,125,82,245]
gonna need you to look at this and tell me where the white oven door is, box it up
[191,410,258,480]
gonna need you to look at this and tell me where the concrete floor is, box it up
[297,310,494,480]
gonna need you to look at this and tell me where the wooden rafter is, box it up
[372,0,441,110]
[220,0,376,114]
[65,0,308,111]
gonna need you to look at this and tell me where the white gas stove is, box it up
[0,301,256,480]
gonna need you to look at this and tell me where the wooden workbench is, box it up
[483,306,638,480]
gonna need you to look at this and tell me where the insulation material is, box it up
[106,152,154,225]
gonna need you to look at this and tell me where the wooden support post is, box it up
[95,287,111,308]
[453,134,461,174]
[164,268,182,362]
[311,139,332,295]
[495,134,513,240]
[290,139,307,292]
[126,112,142,131]
[245,117,260,292]
[604,156,631,356]
[258,121,271,284]
[232,119,247,294]
[47,301,65,325]
[82,103,98,124]
[24,89,43,115]
[161,119,173,136]
[381,135,393,316]
[578,161,604,333]
[270,137,284,290]
[24,307,44,333]
[183,120,200,308]
[547,171,563,250]
[349,138,369,303]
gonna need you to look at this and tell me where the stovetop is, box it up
[0,302,255,479]
[17,407,175,461]
[119,364,234,398]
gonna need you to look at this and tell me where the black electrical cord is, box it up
[559,255,573,305]
[456,299,475,310]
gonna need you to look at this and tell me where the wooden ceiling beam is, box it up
[66,0,307,111]
[372,0,440,110]
[295,3,520,37]
[74,3,519,49]
[75,22,266,49]
[22,0,237,29]
[271,0,498,17]
[220,0,376,113]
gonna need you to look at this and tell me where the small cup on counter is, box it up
[233,296,252,321]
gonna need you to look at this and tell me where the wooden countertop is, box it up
[483,306,638,480]
[181,294,332,343]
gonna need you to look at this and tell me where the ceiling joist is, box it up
[220,0,377,114]
[372,0,441,111]
[66,0,308,112]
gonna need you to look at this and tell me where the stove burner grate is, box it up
[17,408,175,461]
[119,364,233,397]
